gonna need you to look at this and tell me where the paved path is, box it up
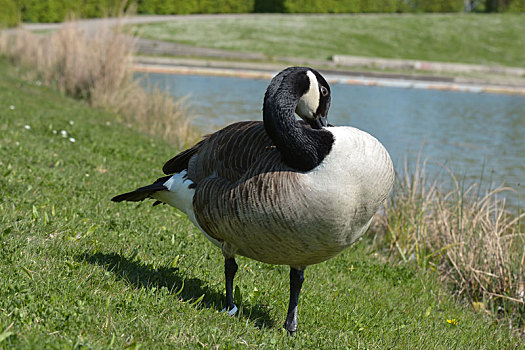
[15,15,525,95]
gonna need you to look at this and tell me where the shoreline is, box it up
[134,56,525,96]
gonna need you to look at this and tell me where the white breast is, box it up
[306,126,394,245]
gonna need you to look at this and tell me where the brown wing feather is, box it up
[189,122,307,252]
[162,121,275,182]
[162,138,206,175]
[193,149,311,263]
[185,121,278,183]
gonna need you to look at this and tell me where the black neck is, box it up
[263,91,333,172]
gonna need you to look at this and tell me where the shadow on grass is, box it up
[78,251,275,329]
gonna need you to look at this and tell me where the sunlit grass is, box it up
[1,13,524,345]
[129,13,525,67]
[0,58,522,348]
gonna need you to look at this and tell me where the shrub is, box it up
[81,0,126,18]
[261,0,465,13]
[18,0,131,23]
[12,0,524,20]
[0,0,19,27]
[136,0,254,14]
[19,0,72,23]
[359,0,400,13]
[481,0,525,11]
[282,0,384,13]
[254,0,286,12]
[506,0,525,11]
[418,0,464,12]
[137,0,180,14]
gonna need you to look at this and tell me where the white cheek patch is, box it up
[296,70,320,119]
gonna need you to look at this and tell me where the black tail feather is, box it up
[111,176,171,203]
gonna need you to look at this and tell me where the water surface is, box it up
[138,73,525,208]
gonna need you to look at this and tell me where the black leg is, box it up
[223,257,238,315]
[284,267,304,335]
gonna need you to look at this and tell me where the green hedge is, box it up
[416,0,465,12]
[296,0,404,13]
[18,0,127,22]
[134,0,466,14]
[0,0,19,27]
[136,0,254,14]
[508,0,525,10]
[266,0,465,13]
[5,0,525,24]
[254,0,524,12]
[497,0,525,11]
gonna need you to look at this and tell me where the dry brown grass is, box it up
[373,157,525,329]
[0,21,196,148]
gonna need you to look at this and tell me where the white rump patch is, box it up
[152,170,196,225]
[295,70,320,120]
[153,171,222,248]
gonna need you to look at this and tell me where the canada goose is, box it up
[112,66,394,335]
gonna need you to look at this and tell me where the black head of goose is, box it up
[112,66,394,335]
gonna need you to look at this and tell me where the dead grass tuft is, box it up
[373,156,525,330]
[0,21,196,147]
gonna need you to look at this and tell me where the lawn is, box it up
[129,13,525,68]
[0,59,522,348]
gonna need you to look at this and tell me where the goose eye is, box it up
[320,86,329,97]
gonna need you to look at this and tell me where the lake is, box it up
[137,72,525,209]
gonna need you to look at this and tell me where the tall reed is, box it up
[0,21,196,148]
[373,157,525,331]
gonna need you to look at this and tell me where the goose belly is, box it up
[219,211,375,267]
[196,188,378,266]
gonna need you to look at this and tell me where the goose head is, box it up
[295,69,331,129]
[263,67,334,171]
[264,67,331,130]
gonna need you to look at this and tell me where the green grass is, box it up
[0,59,522,349]
[130,13,525,67]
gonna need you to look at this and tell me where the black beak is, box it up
[313,116,328,129]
